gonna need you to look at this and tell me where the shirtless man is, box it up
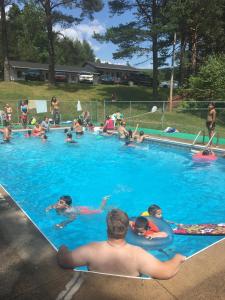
[50,96,60,125]
[1,125,12,142]
[206,102,216,144]
[57,209,186,278]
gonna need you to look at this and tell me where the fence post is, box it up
[129,101,132,119]
[103,99,106,119]
[96,100,98,123]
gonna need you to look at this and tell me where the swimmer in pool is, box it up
[66,133,77,143]
[130,216,168,239]
[46,195,110,228]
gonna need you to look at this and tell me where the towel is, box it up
[35,100,47,113]
[77,100,82,112]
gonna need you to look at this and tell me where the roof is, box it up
[9,60,86,73]
[84,61,139,72]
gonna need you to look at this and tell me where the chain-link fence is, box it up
[0,98,225,140]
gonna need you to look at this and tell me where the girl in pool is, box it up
[46,195,110,228]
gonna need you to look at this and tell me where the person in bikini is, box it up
[46,195,110,228]
[57,209,186,278]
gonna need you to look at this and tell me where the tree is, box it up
[55,37,95,65]
[94,0,169,99]
[165,0,225,83]
[0,0,11,80]
[36,0,103,84]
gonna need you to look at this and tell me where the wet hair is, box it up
[60,195,72,206]
[27,130,32,135]
[43,135,47,140]
[103,128,107,133]
[107,209,129,239]
[140,131,144,136]
[134,216,148,230]
[148,204,161,216]
[202,149,211,156]
[70,127,73,131]
[64,128,69,133]
[67,133,72,139]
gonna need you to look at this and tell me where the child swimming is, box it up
[46,195,110,228]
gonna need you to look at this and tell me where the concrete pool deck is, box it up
[1,186,225,300]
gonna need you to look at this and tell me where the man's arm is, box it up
[136,247,186,279]
[57,244,94,269]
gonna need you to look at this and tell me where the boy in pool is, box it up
[130,216,168,239]
[142,204,183,227]
[46,195,110,228]
[66,133,77,143]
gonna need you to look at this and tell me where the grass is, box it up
[0,81,225,139]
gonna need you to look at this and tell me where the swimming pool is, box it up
[1,130,225,262]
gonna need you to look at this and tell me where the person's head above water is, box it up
[58,195,72,206]
[67,133,72,139]
[202,149,212,156]
[140,131,144,136]
[134,216,148,235]
[107,209,129,239]
[148,204,162,218]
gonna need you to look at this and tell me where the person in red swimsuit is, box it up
[130,216,168,239]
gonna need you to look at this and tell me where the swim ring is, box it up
[193,152,217,161]
[126,216,174,250]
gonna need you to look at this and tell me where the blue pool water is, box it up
[1,130,225,261]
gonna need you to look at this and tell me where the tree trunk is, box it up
[45,0,55,85]
[179,35,186,86]
[152,0,158,101]
[0,0,10,81]
[191,27,197,74]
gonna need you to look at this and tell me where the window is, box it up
[17,70,22,78]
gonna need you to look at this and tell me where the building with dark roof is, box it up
[83,61,139,79]
[8,60,140,83]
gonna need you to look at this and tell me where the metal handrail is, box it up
[192,130,202,145]
[205,132,216,148]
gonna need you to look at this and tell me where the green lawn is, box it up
[0,81,224,139]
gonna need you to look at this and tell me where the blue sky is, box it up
[55,2,151,69]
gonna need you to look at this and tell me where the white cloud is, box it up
[54,19,105,42]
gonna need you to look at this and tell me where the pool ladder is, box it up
[192,131,219,147]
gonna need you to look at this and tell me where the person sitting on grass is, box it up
[46,195,110,228]
[130,216,168,239]
[57,209,186,278]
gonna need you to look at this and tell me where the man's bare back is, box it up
[57,240,185,279]
[57,209,185,279]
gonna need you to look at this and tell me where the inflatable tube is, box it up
[126,216,174,250]
[193,152,217,161]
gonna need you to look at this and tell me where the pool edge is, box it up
[1,185,225,299]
